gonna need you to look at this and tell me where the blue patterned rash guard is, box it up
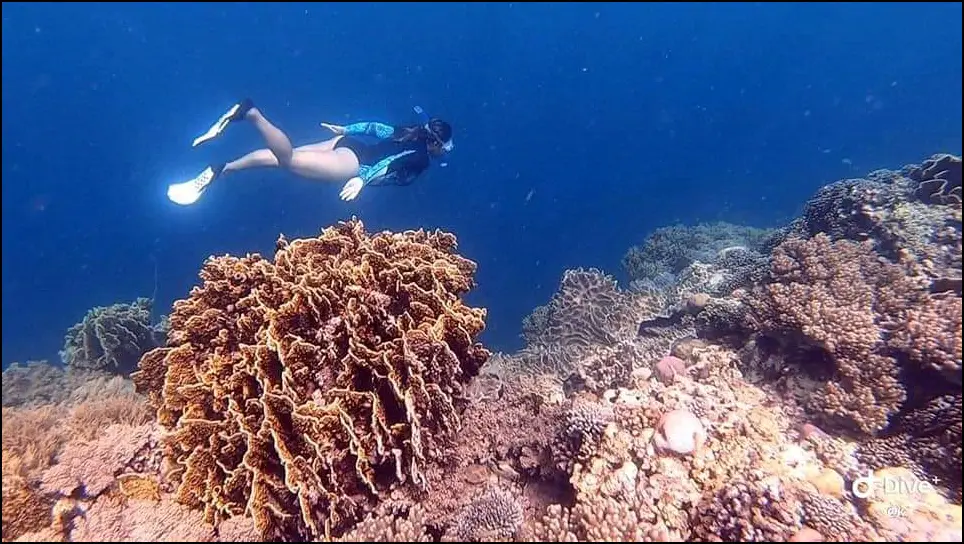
[336,122,432,187]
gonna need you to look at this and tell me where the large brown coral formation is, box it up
[130,218,490,541]
[741,233,939,435]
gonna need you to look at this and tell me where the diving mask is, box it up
[413,105,454,153]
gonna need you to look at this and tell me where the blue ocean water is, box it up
[2,2,961,367]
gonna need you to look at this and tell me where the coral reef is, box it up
[728,156,962,497]
[1,360,117,408]
[786,153,961,287]
[740,233,925,435]
[909,153,962,206]
[1,371,159,542]
[2,154,961,543]
[59,298,168,375]
[621,221,777,285]
[858,394,963,502]
[515,267,692,395]
[522,267,647,348]
[130,217,490,541]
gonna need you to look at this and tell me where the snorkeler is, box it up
[166,98,454,205]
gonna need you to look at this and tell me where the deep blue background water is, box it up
[2,2,962,366]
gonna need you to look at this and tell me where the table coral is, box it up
[131,218,490,541]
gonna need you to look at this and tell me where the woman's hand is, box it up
[340,177,364,201]
[320,122,346,135]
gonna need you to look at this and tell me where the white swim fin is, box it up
[191,98,254,147]
[167,166,217,205]
[192,103,240,147]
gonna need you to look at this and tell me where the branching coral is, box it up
[131,218,490,541]
[445,486,524,542]
[60,298,167,375]
[689,475,802,542]
[741,233,932,435]
[890,293,962,385]
[335,503,433,542]
[550,397,614,474]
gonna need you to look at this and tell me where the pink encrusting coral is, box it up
[1,154,961,542]
[653,409,706,456]
[654,355,688,384]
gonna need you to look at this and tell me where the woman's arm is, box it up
[321,121,395,139]
[340,150,429,201]
[344,121,395,139]
[368,150,429,187]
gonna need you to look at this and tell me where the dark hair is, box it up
[394,118,452,146]
[427,118,452,142]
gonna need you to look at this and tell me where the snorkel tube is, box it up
[413,105,430,125]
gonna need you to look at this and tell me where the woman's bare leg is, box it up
[168,99,358,205]
[287,148,359,181]
[244,107,293,166]
[221,137,345,174]
[220,145,359,182]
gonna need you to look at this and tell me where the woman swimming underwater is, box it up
[167,98,454,205]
